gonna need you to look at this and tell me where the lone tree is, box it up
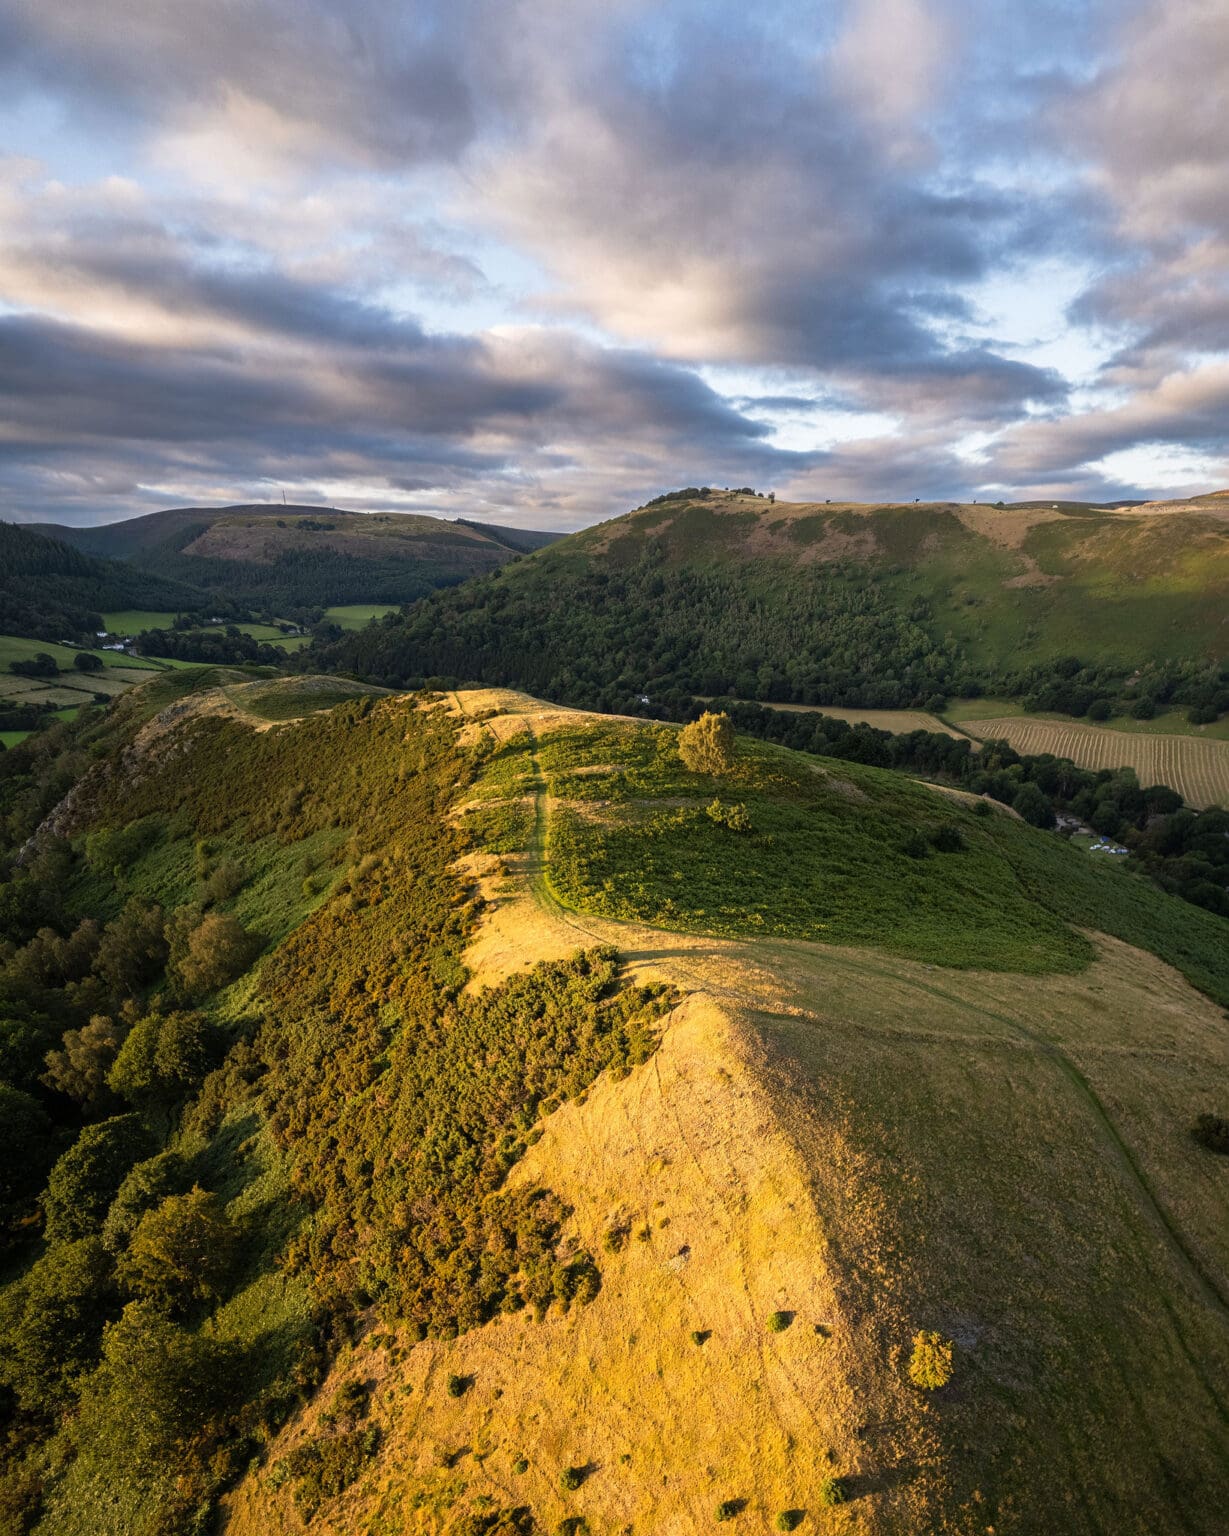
[679,711,735,776]
[908,1330,954,1389]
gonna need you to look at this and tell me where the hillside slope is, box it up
[0,681,1227,1535]
[319,489,1229,717]
[36,505,559,614]
[0,521,214,641]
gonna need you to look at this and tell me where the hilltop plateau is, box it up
[0,674,1226,1535]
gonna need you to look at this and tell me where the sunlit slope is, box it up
[326,493,1229,710]
[225,688,1229,1536]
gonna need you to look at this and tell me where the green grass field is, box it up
[101,609,182,635]
[324,603,401,629]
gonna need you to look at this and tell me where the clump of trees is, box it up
[679,711,735,775]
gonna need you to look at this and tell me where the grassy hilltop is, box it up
[37,505,559,614]
[320,488,1229,718]
[0,675,1227,1534]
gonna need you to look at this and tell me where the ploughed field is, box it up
[962,715,1229,809]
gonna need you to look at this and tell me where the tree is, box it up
[678,711,735,775]
[117,1187,236,1314]
[8,654,57,679]
[88,1301,245,1455]
[0,1083,55,1227]
[1011,782,1054,829]
[167,910,257,999]
[72,651,104,673]
[43,1114,153,1243]
[107,1011,214,1116]
[0,1236,119,1412]
[102,1150,190,1251]
[42,1014,124,1112]
[908,1329,954,1389]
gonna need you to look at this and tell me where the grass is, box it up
[324,604,402,630]
[102,610,184,635]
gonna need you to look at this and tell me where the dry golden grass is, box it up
[962,715,1229,808]
[225,690,1229,1536]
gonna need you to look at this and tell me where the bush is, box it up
[1012,783,1055,829]
[283,1425,381,1519]
[1191,1113,1229,1155]
[679,712,735,775]
[929,823,964,852]
[560,1465,586,1491]
[73,652,104,673]
[716,1499,745,1521]
[706,798,751,832]
[908,1329,954,1389]
[776,1511,805,1530]
[901,831,930,859]
[167,910,259,999]
[818,1475,848,1506]
[446,1372,469,1397]
[101,1151,190,1251]
[767,1310,793,1332]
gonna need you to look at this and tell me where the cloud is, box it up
[0,0,1225,526]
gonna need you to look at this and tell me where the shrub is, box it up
[766,1310,793,1332]
[901,831,930,859]
[776,1512,805,1531]
[706,798,751,832]
[716,1499,745,1520]
[691,1329,711,1346]
[908,1329,954,1389]
[446,1372,470,1397]
[561,1465,586,1491]
[73,652,104,673]
[819,1475,848,1506]
[167,910,259,999]
[1191,1113,1229,1155]
[107,1010,216,1116]
[929,823,964,853]
[283,1424,381,1519]
[512,1456,529,1474]
[679,712,735,775]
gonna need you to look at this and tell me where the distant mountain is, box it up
[0,521,215,642]
[318,488,1229,718]
[35,504,560,615]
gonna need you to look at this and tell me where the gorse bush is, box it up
[679,711,735,775]
[908,1330,954,1389]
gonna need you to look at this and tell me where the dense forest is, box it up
[0,682,668,1533]
[313,546,1229,723]
[0,524,215,643]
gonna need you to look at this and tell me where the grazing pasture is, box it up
[963,716,1229,808]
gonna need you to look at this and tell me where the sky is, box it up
[1,0,1227,530]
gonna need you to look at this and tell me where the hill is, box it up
[35,505,560,617]
[317,488,1229,721]
[0,521,215,643]
[0,676,1227,1534]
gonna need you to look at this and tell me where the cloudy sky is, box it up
[1,0,1227,528]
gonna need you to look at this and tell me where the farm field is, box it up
[101,609,183,634]
[701,697,965,737]
[963,716,1229,809]
[324,602,401,629]
[945,697,1229,740]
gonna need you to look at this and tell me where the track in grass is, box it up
[963,716,1229,809]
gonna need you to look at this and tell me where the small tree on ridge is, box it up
[679,711,735,776]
